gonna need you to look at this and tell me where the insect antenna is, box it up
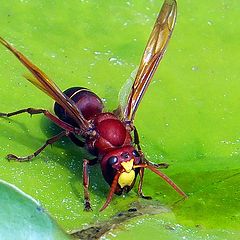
[133,164,187,198]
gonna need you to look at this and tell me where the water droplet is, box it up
[207,20,213,26]
[109,57,117,62]
[192,66,198,71]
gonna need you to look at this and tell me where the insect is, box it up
[0,0,186,211]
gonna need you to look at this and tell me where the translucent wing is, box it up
[118,68,137,112]
[0,36,90,130]
[123,0,177,123]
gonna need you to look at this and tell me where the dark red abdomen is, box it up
[54,87,103,126]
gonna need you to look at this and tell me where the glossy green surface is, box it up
[0,1,239,239]
[104,213,240,240]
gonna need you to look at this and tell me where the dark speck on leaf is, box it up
[71,201,170,239]
[117,212,124,217]
[128,208,137,212]
[36,206,44,212]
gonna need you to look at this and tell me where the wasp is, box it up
[0,0,186,211]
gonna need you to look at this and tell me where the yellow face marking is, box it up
[118,159,135,188]
[121,159,134,173]
[118,170,135,188]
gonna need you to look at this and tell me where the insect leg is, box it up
[83,159,92,211]
[133,127,151,197]
[7,130,69,162]
[69,133,85,147]
[133,126,142,151]
[0,108,77,133]
[146,161,169,169]
[137,167,152,200]
[134,126,169,168]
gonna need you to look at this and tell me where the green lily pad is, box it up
[0,0,239,239]
[0,179,70,240]
[102,213,240,240]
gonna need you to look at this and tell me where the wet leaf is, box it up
[0,1,239,239]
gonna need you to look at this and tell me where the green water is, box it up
[0,0,239,239]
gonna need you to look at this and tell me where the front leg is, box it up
[133,126,142,151]
[82,159,98,211]
[138,167,152,200]
[137,150,170,198]
[83,159,91,211]
[134,126,169,198]
[133,126,169,168]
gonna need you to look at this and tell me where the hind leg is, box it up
[1,108,83,161]
[0,108,78,132]
[7,131,70,162]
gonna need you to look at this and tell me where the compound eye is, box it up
[132,150,140,157]
[108,156,118,165]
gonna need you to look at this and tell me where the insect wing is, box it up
[123,0,177,123]
[0,37,90,130]
[114,68,137,118]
